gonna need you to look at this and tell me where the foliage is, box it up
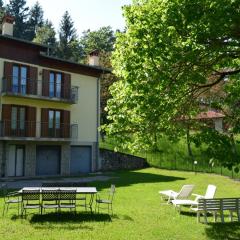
[105,0,240,167]
[57,11,81,61]
[33,20,56,52]
[25,1,44,40]
[80,26,115,55]
[6,0,29,39]
[0,0,4,20]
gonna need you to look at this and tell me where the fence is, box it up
[100,141,240,180]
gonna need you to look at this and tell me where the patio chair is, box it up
[159,184,195,204]
[41,189,59,214]
[172,184,217,212]
[21,189,41,217]
[95,184,115,215]
[1,184,22,216]
[59,189,77,213]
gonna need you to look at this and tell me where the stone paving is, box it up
[0,175,115,189]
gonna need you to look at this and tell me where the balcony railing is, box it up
[2,76,79,103]
[0,120,78,139]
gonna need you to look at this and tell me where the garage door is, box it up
[70,146,92,174]
[36,146,61,176]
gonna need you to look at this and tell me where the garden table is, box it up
[18,187,97,213]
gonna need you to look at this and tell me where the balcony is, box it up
[0,120,78,141]
[2,76,79,104]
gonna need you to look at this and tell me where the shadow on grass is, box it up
[28,212,112,224]
[88,170,186,191]
[205,222,240,240]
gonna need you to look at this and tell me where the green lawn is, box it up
[1,168,240,240]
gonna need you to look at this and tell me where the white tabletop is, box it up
[19,187,97,194]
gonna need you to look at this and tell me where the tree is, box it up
[0,0,5,20]
[26,1,44,40]
[33,20,56,53]
[6,0,29,39]
[105,0,240,165]
[57,11,78,60]
[80,26,115,55]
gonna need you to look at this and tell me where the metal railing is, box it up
[0,120,78,139]
[2,76,79,103]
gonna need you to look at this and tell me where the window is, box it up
[49,72,62,98]
[12,65,28,94]
[11,106,26,135]
[48,110,61,137]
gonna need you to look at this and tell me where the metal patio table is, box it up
[19,187,97,213]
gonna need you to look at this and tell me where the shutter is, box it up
[61,110,70,138]
[28,67,38,95]
[41,108,49,137]
[26,107,36,137]
[2,104,12,136]
[62,73,71,99]
[42,69,50,97]
[4,62,13,92]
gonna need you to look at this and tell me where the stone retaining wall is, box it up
[100,148,148,171]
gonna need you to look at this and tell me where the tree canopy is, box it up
[6,0,29,38]
[105,0,240,167]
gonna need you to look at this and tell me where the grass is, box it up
[0,168,240,240]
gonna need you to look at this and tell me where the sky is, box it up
[5,0,132,35]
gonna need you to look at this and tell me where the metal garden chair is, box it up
[95,184,115,215]
[59,189,77,213]
[41,189,59,214]
[21,189,41,217]
[1,183,22,216]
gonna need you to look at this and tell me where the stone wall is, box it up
[100,148,148,171]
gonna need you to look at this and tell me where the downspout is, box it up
[96,75,101,171]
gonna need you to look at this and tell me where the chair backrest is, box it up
[198,198,221,211]
[108,185,115,201]
[42,182,87,187]
[177,185,195,199]
[22,190,40,201]
[42,189,59,201]
[204,185,216,199]
[59,190,76,201]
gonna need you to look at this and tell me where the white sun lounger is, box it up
[159,185,195,204]
[172,184,217,212]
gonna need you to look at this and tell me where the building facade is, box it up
[0,16,106,178]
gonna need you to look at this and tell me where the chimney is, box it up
[88,49,100,66]
[2,15,15,36]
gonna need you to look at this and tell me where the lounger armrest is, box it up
[192,193,204,198]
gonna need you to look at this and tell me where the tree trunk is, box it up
[186,125,194,170]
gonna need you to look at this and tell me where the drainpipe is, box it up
[96,76,101,171]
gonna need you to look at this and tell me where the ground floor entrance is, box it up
[70,146,92,174]
[36,146,61,176]
[7,145,25,177]
[0,141,98,178]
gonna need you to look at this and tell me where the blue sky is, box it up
[6,0,132,35]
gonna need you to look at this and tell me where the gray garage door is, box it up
[36,146,61,176]
[70,146,92,174]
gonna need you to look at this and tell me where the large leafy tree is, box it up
[6,0,29,39]
[26,1,44,40]
[80,26,115,55]
[106,0,240,161]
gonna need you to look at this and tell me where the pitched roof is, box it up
[194,111,225,120]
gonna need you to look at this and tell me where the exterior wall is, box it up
[0,57,99,143]
[0,56,100,178]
